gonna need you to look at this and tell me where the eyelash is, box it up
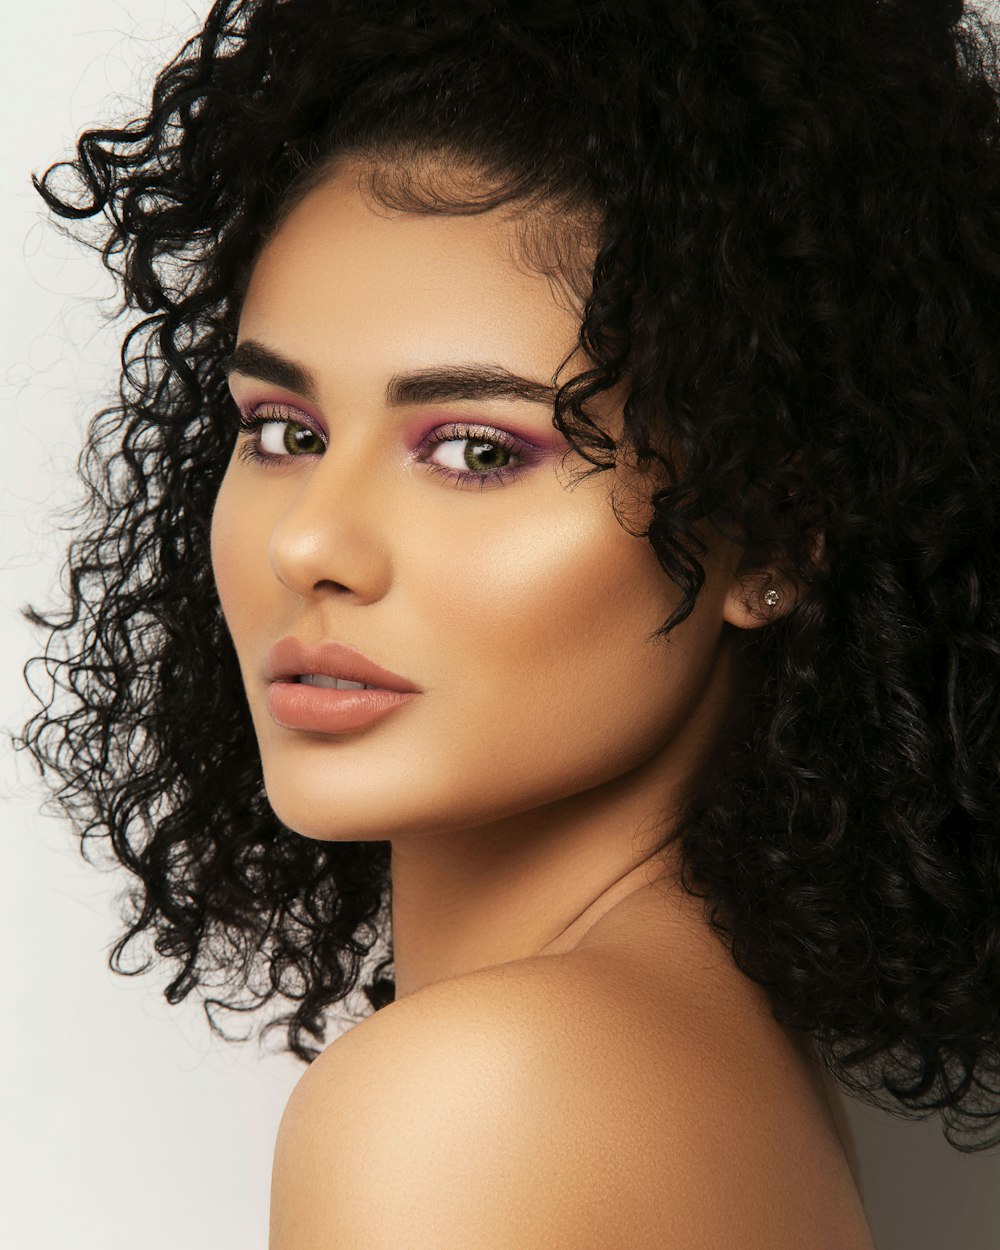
[234,404,535,490]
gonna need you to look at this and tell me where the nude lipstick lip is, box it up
[264,637,422,735]
[264,637,422,692]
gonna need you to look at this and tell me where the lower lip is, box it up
[267,681,420,734]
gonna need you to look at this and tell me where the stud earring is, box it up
[762,587,782,609]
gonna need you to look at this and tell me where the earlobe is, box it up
[722,570,801,631]
[721,528,823,631]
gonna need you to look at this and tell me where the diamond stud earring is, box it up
[762,587,782,608]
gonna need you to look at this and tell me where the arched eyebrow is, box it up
[224,341,316,399]
[223,340,559,408]
[387,364,558,407]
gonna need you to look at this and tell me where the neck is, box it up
[387,735,700,1000]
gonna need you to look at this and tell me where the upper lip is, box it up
[264,637,422,693]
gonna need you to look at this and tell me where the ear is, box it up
[721,530,824,630]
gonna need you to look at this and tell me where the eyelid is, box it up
[412,420,522,454]
[235,394,326,433]
[404,408,557,453]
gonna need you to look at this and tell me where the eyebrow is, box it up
[223,340,559,409]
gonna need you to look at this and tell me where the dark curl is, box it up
[15,0,1000,1151]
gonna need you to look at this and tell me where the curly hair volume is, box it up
[15,0,1000,1152]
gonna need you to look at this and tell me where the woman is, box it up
[17,0,1000,1244]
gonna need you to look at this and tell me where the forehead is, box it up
[238,165,594,389]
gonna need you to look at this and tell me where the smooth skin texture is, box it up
[210,160,875,1247]
[270,950,874,1249]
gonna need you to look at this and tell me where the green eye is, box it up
[277,422,323,455]
[418,422,529,489]
[462,440,512,472]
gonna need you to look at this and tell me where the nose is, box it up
[267,438,393,603]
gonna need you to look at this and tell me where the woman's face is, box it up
[210,162,740,841]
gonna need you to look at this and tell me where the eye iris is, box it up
[464,439,510,472]
[284,423,321,455]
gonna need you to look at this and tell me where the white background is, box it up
[2,3,1000,1247]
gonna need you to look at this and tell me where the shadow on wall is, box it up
[841,1094,1000,1250]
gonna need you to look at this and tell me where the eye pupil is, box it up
[464,440,510,472]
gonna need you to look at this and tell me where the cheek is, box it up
[209,469,270,643]
[409,496,708,778]
[415,497,675,661]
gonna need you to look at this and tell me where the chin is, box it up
[260,778,392,842]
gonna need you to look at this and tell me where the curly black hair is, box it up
[15,0,1000,1152]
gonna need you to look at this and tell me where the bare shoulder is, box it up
[270,952,874,1250]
